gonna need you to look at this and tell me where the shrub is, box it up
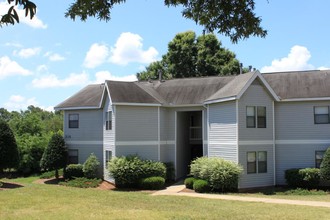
[39,169,64,179]
[0,120,19,171]
[59,177,101,188]
[139,176,165,190]
[193,179,210,193]
[285,168,320,189]
[184,177,197,189]
[164,162,175,182]
[83,153,100,179]
[64,164,84,180]
[108,155,166,188]
[320,147,330,180]
[190,157,242,192]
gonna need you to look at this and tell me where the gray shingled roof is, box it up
[262,70,330,99]
[55,70,330,109]
[55,84,104,109]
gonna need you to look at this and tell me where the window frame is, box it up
[68,149,79,164]
[246,106,256,128]
[314,106,330,124]
[68,113,79,129]
[315,150,325,168]
[247,151,267,174]
[105,111,112,130]
[105,150,112,168]
[257,106,267,128]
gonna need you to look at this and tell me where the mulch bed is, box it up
[0,182,24,190]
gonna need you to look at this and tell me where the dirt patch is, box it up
[97,181,116,190]
[0,182,24,190]
[180,187,195,193]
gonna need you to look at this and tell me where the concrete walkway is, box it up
[152,184,330,208]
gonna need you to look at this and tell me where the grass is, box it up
[1,178,330,219]
[233,187,330,202]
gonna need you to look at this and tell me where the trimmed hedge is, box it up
[285,168,320,189]
[108,155,166,188]
[139,176,165,190]
[190,157,242,192]
[193,179,210,193]
[184,177,197,189]
[64,164,84,180]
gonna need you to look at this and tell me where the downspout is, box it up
[273,101,276,186]
[158,106,160,161]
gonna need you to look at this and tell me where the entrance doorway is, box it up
[176,111,203,179]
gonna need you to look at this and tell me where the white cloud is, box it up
[317,66,330,70]
[109,32,159,65]
[44,52,65,62]
[4,42,22,48]
[0,2,47,29]
[3,95,53,111]
[0,56,31,79]
[93,71,137,84]
[83,43,110,68]
[32,72,89,88]
[16,47,41,58]
[261,45,314,73]
[36,64,48,72]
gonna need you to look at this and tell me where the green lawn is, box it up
[1,178,330,220]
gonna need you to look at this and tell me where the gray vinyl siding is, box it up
[160,144,175,163]
[103,96,115,181]
[66,143,103,177]
[203,109,208,156]
[159,108,175,164]
[238,145,274,188]
[238,80,274,141]
[275,101,330,140]
[64,109,103,141]
[115,145,158,161]
[208,101,238,162]
[115,106,158,141]
[276,143,330,185]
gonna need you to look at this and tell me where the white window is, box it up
[315,151,325,168]
[246,106,267,128]
[69,114,79,128]
[105,150,112,168]
[105,111,112,130]
[314,106,329,124]
[68,149,78,164]
[247,151,267,174]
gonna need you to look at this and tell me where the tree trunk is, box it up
[55,169,59,179]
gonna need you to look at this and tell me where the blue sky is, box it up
[1,0,330,111]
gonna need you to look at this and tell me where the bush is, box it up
[108,155,166,188]
[193,179,210,193]
[0,120,19,171]
[64,164,84,180]
[320,147,330,180]
[164,162,175,182]
[39,169,64,179]
[190,157,242,192]
[139,176,165,190]
[59,177,101,188]
[184,177,197,189]
[83,153,100,179]
[0,182,3,188]
[285,168,320,189]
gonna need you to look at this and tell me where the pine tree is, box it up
[0,120,19,172]
[40,133,67,179]
[320,147,330,180]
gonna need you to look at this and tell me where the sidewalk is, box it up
[152,184,330,208]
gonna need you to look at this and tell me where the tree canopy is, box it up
[137,31,241,81]
[1,0,267,43]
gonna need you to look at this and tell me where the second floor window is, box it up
[69,114,79,128]
[246,106,266,128]
[314,106,329,124]
[105,111,112,130]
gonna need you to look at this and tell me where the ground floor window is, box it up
[247,151,267,174]
[68,149,78,164]
[105,150,112,168]
[315,151,325,168]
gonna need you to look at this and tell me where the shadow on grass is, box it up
[43,178,65,185]
[0,182,24,190]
